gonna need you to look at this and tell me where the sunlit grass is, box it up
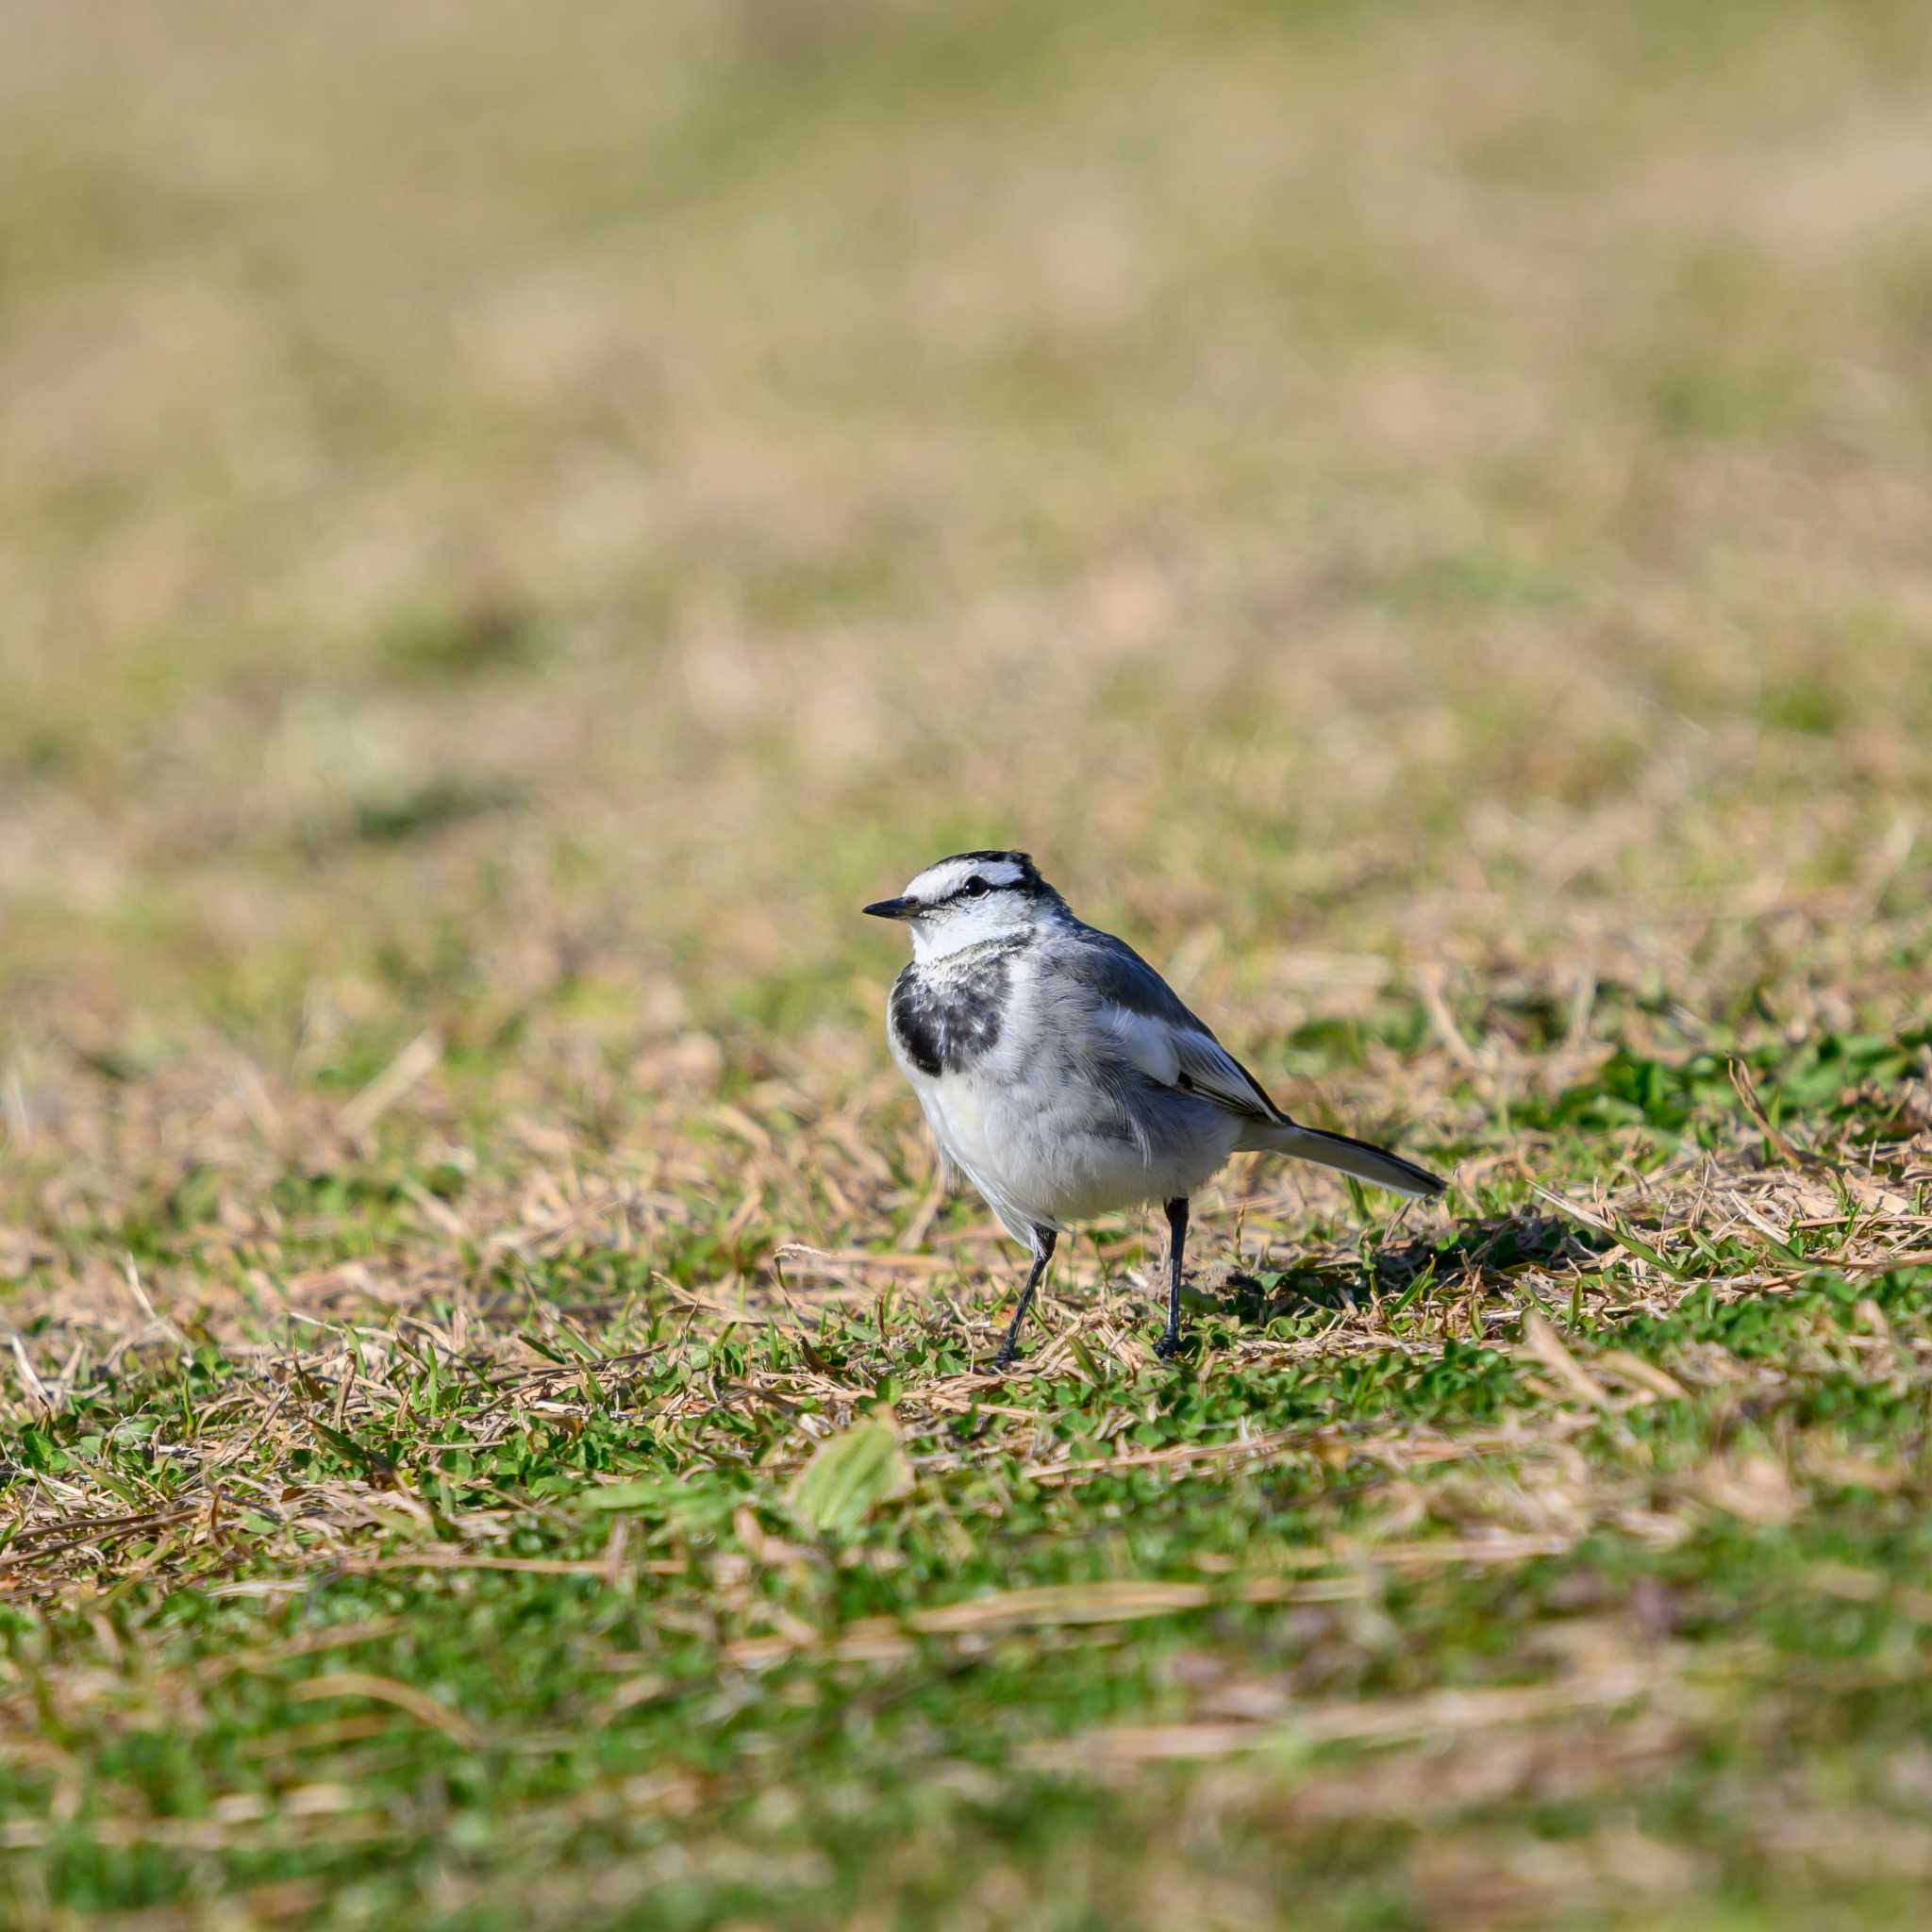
[4,2,1932,1926]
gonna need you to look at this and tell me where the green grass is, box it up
[6,0,1932,1925]
[4,1027,1928,1929]
[3,1270,1931,1932]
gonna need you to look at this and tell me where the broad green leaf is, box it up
[580,1477,675,1511]
[788,1417,910,1537]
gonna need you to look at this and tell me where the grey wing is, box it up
[1051,930,1289,1125]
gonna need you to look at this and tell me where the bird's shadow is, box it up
[1217,1210,1613,1324]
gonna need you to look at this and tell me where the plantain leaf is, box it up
[788,1417,910,1537]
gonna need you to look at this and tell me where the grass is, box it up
[4,0,1932,1925]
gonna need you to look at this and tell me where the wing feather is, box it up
[1170,1026,1286,1122]
[1059,931,1287,1124]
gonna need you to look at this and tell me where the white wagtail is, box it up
[865,850,1446,1366]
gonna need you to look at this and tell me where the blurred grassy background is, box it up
[5,4,1932,1928]
[5,0,1929,1058]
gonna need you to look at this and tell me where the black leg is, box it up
[1155,1196,1189,1359]
[992,1227,1056,1370]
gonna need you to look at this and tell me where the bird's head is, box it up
[863,850,1067,961]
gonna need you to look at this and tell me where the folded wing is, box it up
[1053,928,1445,1202]
[1060,931,1287,1124]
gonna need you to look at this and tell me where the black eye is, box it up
[962,876,990,897]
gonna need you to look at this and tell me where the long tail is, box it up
[1243,1120,1446,1201]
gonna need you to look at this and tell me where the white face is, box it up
[865,853,1051,961]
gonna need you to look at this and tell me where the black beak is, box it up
[862,896,917,920]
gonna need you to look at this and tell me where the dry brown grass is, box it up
[4,2,1932,1927]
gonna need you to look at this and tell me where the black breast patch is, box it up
[891,954,1010,1076]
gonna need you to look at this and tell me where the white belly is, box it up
[909,1062,1240,1240]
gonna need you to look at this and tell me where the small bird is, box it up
[865,850,1445,1366]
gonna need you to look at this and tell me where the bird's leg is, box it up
[1155,1196,1189,1359]
[992,1227,1056,1370]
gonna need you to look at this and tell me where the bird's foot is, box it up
[991,1343,1021,1374]
[1154,1329,1184,1361]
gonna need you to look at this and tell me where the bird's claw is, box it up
[1153,1331,1183,1361]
